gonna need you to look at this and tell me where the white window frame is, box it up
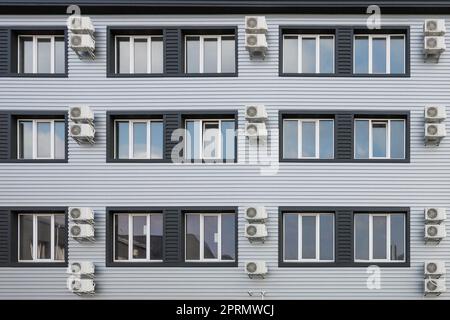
[354,213,406,263]
[184,35,235,73]
[17,119,64,160]
[18,213,64,262]
[17,35,64,74]
[113,119,163,160]
[354,119,406,160]
[353,34,405,74]
[283,34,335,73]
[114,35,163,74]
[283,119,334,159]
[185,213,234,262]
[113,213,163,262]
[283,213,335,263]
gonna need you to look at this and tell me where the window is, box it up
[354,35,405,74]
[354,213,405,262]
[185,213,235,262]
[115,36,164,74]
[185,35,236,74]
[17,119,66,160]
[114,120,163,159]
[354,119,405,159]
[283,213,334,262]
[18,213,66,262]
[283,119,334,159]
[113,213,163,262]
[283,35,334,73]
[185,119,235,161]
[18,35,65,74]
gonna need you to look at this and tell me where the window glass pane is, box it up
[54,214,65,261]
[355,214,369,260]
[221,120,235,160]
[134,38,148,73]
[204,38,218,73]
[116,121,129,159]
[283,36,298,73]
[54,37,65,73]
[284,214,298,260]
[283,120,298,159]
[302,121,316,157]
[203,122,219,159]
[133,122,147,159]
[372,38,387,74]
[302,38,316,73]
[302,216,316,259]
[150,121,163,159]
[37,38,51,73]
[373,216,387,259]
[390,214,405,261]
[114,214,129,260]
[150,214,163,260]
[186,36,200,73]
[354,36,369,73]
[390,36,405,74]
[355,120,369,159]
[186,214,200,260]
[319,120,333,159]
[320,36,334,73]
[204,216,218,259]
[151,37,164,73]
[372,122,387,158]
[221,214,235,260]
[390,120,405,159]
[54,121,65,159]
[18,121,33,159]
[37,122,51,158]
[186,120,200,160]
[319,214,334,260]
[19,37,33,73]
[132,216,147,259]
[221,36,235,73]
[117,37,130,73]
[19,215,33,260]
[37,216,51,259]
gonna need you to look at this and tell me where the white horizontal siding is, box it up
[0,14,449,299]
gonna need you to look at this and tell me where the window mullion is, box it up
[217,214,222,261]
[315,120,320,158]
[369,215,373,261]
[298,120,302,158]
[217,120,222,160]
[128,215,133,260]
[368,120,373,159]
[386,35,391,74]
[32,120,37,159]
[50,121,55,159]
[298,36,302,73]
[50,37,55,74]
[33,215,37,260]
[298,214,302,261]
[316,214,320,261]
[387,120,391,159]
[386,214,391,261]
[147,121,151,159]
[147,37,152,74]
[199,120,203,160]
[315,35,320,73]
[50,215,55,261]
[129,121,133,159]
[146,215,151,261]
[217,36,222,73]
[199,37,204,74]
[199,215,204,261]
[368,36,373,74]
[130,37,134,74]
[33,36,37,74]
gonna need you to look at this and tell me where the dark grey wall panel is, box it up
[336,27,353,75]
[0,112,9,160]
[164,112,181,161]
[0,209,10,266]
[335,209,353,265]
[164,28,181,74]
[163,208,181,263]
[0,29,9,76]
[335,113,353,160]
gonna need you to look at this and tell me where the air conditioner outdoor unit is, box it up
[67,276,95,295]
[424,36,446,54]
[245,105,267,121]
[245,16,268,34]
[70,123,95,143]
[67,261,95,277]
[425,224,446,242]
[245,261,268,279]
[425,208,446,223]
[67,16,95,35]
[245,223,267,242]
[425,105,446,123]
[245,34,268,53]
[69,105,94,123]
[70,33,95,52]
[424,261,446,278]
[425,123,446,145]
[424,278,446,296]
[245,122,268,138]
[69,207,94,223]
[424,19,446,36]
[244,207,267,222]
[69,223,95,240]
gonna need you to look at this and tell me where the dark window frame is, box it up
[279,206,410,268]
[8,207,68,267]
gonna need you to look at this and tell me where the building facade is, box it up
[0,0,449,299]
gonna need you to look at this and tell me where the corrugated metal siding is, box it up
[0,14,449,299]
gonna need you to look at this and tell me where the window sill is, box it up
[279,261,410,268]
[6,73,69,78]
[350,73,410,78]
[106,158,169,163]
[181,72,238,77]
[8,262,68,268]
[1,159,68,163]
[280,158,410,163]
[106,261,238,267]
[280,73,336,77]
[107,73,167,78]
